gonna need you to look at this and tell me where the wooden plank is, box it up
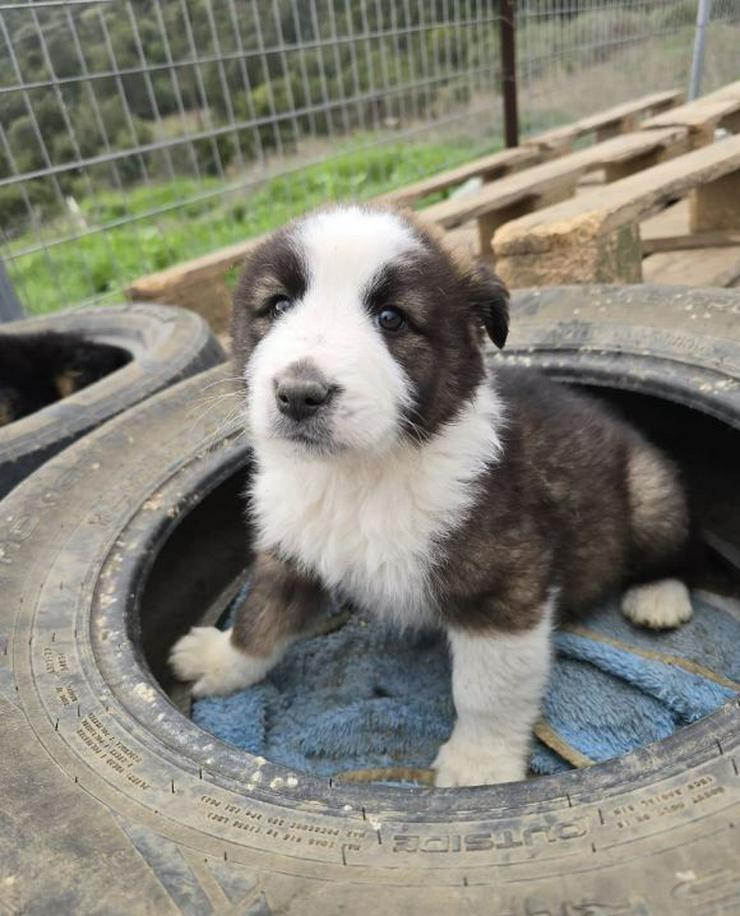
[524,89,682,151]
[523,124,577,153]
[575,89,683,133]
[639,197,689,241]
[380,146,541,205]
[421,127,686,230]
[494,134,740,257]
[641,95,740,133]
[126,236,263,332]
[444,224,484,260]
[701,80,740,101]
[643,245,740,287]
[126,149,540,322]
[642,232,740,254]
[690,169,740,233]
[122,89,692,325]
[493,134,740,287]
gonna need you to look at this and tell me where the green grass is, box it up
[8,137,500,315]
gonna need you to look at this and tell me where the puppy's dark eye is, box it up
[270,295,294,319]
[376,307,405,332]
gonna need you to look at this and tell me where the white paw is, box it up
[432,736,527,787]
[621,578,692,630]
[169,626,275,698]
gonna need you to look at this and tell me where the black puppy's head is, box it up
[0,331,129,423]
[54,338,129,397]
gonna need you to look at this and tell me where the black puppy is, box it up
[0,330,128,426]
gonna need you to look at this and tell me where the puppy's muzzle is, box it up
[274,360,335,423]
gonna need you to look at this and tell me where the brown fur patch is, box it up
[54,370,80,399]
[435,367,689,631]
[231,552,328,656]
[0,395,16,427]
[626,443,690,571]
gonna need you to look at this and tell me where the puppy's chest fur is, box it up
[250,389,501,627]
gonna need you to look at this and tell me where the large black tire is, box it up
[1,286,739,915]
[0,303,225,498]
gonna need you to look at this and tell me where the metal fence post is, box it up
[689,0,713,100]
[499,0,519,147]
[0,256,24,322]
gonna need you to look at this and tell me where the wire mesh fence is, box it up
[517,0,739,136]
[1,0,738,316]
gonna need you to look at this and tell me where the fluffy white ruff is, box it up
[433,599,554,787]
[169,627,282,698]
[621,578,693,629]
[246,206,423,454]
[251,382,504,628]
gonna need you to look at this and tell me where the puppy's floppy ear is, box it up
[468,263,510,350]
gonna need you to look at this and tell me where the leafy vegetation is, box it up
[0,0,496,226]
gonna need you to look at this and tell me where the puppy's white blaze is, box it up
[433,597,554,787]
[245,206,422,454]
[297,205,422,296]
[251,382,504,628]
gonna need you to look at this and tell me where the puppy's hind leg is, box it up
[622,442,693,630]
[433,599,553,787]
[169,552,328,697]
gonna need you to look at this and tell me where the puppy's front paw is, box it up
[169,626,274,698]
[621,578,692,630]
[432,736,527,787]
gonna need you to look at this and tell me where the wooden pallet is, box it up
[421,127,688,254]
[524,89,683,154]
[640,199,740,287]
[492,134,740,288]
[380,146,541,207]
[641,82,740,148]
[383,92,682,205]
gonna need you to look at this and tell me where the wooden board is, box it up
[494,134,740,257]
[644,245,740,287]
[641,93,740,137]
[575,89,683,132]
[127,236,263,332]
[380,146,541,206]
[524,89,682,151]
[642,232,740,254]
[493,134,740,287]
[444,224,484,261]
[421,127,687,230]
[640,197,689,241]
[699,80,740,101]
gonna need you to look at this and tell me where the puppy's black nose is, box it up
[274,362,333,422]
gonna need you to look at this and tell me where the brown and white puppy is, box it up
[170,204,692,787]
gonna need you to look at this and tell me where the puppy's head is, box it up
[232,205,508,456]
[54,339,130,398]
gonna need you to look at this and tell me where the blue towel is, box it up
[192,587,740,780]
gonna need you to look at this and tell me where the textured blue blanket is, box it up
[192,588,740,780]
